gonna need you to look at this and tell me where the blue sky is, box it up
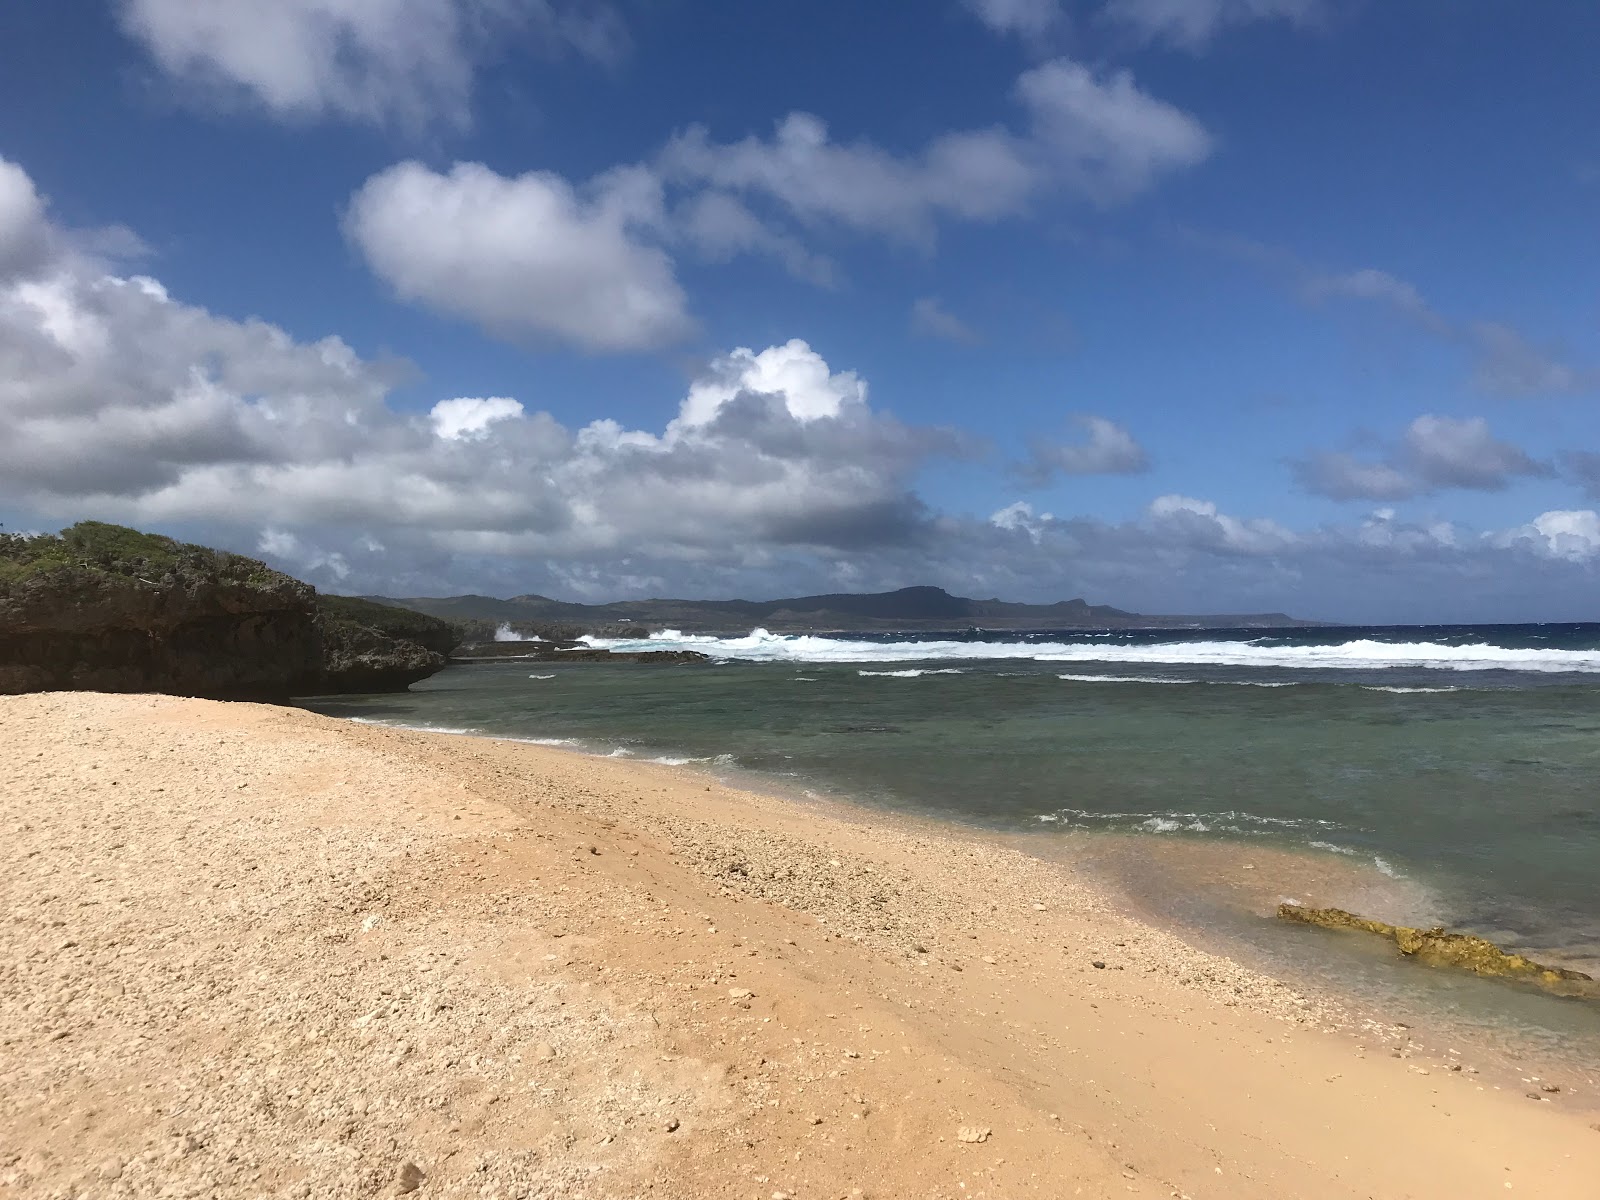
[2,0,1599,621]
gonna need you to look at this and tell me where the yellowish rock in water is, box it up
[1276,903,1598,999]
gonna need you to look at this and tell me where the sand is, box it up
[2,692,1598,1199]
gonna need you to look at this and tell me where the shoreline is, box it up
[333,706,1600,1077]
[4,692,1599,1198]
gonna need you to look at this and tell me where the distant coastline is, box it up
[367,583,1327,637]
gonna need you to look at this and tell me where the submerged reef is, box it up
[1277,903,1597,999]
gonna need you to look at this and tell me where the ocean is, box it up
[304,621,1600,1063]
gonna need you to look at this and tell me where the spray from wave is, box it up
[495,624,544,642]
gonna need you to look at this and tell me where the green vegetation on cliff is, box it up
[1,523,448,699]
[0,521,287,591]
[317,594,461,656]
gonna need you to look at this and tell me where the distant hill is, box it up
[369,585,1321,635]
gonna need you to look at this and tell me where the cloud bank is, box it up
[5,153,1600,623]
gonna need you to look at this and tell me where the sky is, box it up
[1,0,1599,623]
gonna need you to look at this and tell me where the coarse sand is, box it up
[3,692,1598,1198]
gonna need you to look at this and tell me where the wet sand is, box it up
[3,692,1599,1198]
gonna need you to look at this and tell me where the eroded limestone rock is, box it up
[1277,903,1597,999]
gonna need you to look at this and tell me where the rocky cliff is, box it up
[0,523,451,700]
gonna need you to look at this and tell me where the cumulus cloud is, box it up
[659,59,1210,245]
[1494,511,1600,563]
[673,191,836,286]
[1293,455,1415,503]
[117,0,623,129]
[258,528,350,580]
[910,297,982,345]
[342,57,1209,345]
[0,155,967,584]
[9,151,1600,622]
[430,396,525,441]
[961,0,1064,36]
[1102,0,1324,50]
[1146,493,1295,554]
[1017,415,1149,482]
[345,161,693,353]
[1014,59,1213,202]
[1293,415,1550,501]
[0,158,51,278]
[678,339,868,426]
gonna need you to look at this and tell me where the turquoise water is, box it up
[303,623,1600,1060]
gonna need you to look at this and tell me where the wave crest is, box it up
[582,628,1600,673]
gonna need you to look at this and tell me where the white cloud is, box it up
[659,59,1210,245]
[1404,414,1547,490]
[1147,494,1296,554]
[117,0,623,129]
[1019,415,1149,481]
[1294,454,1415,502]
[990,500,1054,543]
[258,528,350,580]
[678,339,869,427]
[345,160,693,353]
[1268,255,1599,399]
[339,59,1209,339]
[661,114,1035,246]
[1303,267,1450,335]
[673,191,836,286]
[1294,415,1549,501]
[962,0,1064,36]
[10,153,1600,621]
[1103,0,1323,50]
[1499,511,1600,562]
[1467,322,1597,398]
[911,297,981,345]
[430,396,525,441]
[1013,59,1212,203]
[0,158,50,278]
[0,155,951,581]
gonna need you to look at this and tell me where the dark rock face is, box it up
[0,522,447,701]
[309,621,445,694]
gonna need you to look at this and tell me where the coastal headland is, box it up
[3,692,1597,1198]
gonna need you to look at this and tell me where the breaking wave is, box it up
[857,668,965,677]
[582,628,1600,673]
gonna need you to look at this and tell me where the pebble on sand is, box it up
[395,1162,425,1194]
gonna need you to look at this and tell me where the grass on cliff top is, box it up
[317,594,460,654]
[0,521,290,590]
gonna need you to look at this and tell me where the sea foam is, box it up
[582,628,1600,673]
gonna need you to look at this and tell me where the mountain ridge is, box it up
[368,585,1324,634]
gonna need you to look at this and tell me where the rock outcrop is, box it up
[0,523,450,700]
[1277,903,1597,999]
[314,618,448,694]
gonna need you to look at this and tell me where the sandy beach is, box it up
[3,692,1598,1199]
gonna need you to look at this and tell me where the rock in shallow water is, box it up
[1276,903,1597,999]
